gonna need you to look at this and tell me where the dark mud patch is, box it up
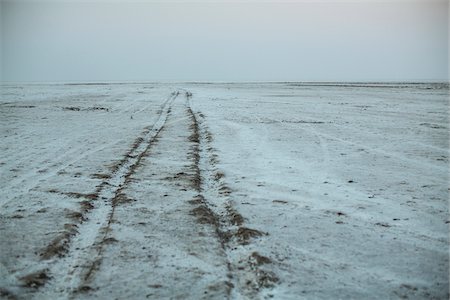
[131,137,144,150]
[62,107,81,111]
[80,200,94,212]
[125,126,164,183]
[272,200,288,204]
[188,107,200,143]
[187,109,202,192]
[420,123,446,129]
[112,192,133,206]
[90,173,111,180]
[375,222,392,228]
[5,105,36,109]
[41,194,95,259]
[235,227,266,245]
[0,288,18,300]
[74,285,95,294]
[255,270,279,289]
[107,160,123,174]
[214,171,225,181]
[19,270,51,288]
[62,106,109,112]
[86,107,109,112]
[190,205,219,226]
[40,224,78,260]
[66,210,86,222]
[325,210,347,217]
[209,154,219,165]
[226,203,244,226]
[65,192,98,200]
[84,258,102,282]
[164,171,190,180]
[103,237,119,244]
[249,252,272,265]
[107,126,156,175]
[281,120,325,124]
[240,253,279,291]
[188,131,200,144]
[190,173,201,191]
[205,130,214,143]
[188,195,204,205]
[219,185,232,196]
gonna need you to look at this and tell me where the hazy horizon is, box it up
[1,0,448,83]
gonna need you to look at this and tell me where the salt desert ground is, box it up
[0,82,448,299]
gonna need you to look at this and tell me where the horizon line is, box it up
[1,80,449,86]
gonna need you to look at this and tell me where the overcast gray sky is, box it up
[1,0,448,82]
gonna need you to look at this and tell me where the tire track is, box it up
[186,94,279,298]
[28,90,278,299]
[184,102,234,298]
[77,90,231,299]
[33,91,179,299]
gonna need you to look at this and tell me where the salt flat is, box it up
[0,83,448,299]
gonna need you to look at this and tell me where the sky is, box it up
[0,0,448,82]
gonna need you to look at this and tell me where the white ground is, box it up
[0,83,448,299]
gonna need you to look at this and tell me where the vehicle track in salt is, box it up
[187,96,279,299]
[29,90,278,299]
[30,91,179,299]
[66,90,232,299]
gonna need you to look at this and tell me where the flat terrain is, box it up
[0,83,448,299]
